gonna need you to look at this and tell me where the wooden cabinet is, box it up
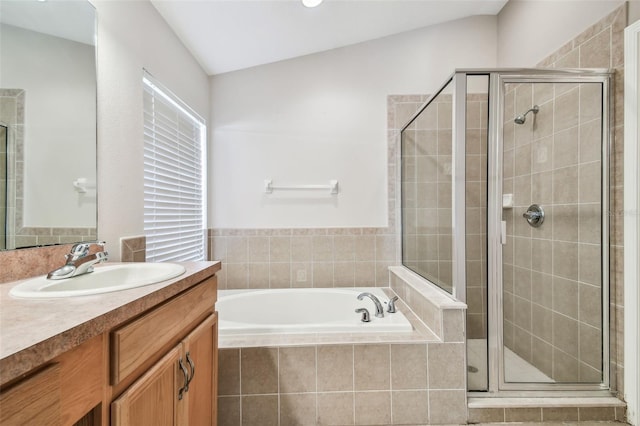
[111,313,218,426]
[110,277,218,426]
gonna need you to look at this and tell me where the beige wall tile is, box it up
[579,406,617,421]
[543,407,579,421]
[427,343,465,390]
[390,344,427,390]
[505,407,542,422]
[354,391,391,426]
[241,395,278,426]
[218,396,240,426]
[248,263,270,289]
[219,349,240,396]
[354,344,390,391]
[290,236,312,262]
[269,236,291,262]
[270,263,291,288]
[279,346,316,393]
[280,393,317,426]
[427,390,467,424]
[579,28,611,68]
[317,392,354,425]
[392,390,429,425]
[317,345,353,392]
[241,348,278,394]
[468,408,505,423]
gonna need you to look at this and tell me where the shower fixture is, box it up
[514,105,540,124]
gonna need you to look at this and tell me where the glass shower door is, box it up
[500,79,606,386]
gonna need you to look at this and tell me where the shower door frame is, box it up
[482,69,614,394]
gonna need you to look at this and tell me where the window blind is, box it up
[143,72,206,262]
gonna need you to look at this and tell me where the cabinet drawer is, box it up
[111,277,216,385]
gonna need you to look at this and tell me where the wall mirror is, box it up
[0,0,97,250]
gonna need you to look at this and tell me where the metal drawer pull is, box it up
[178,357,189,400]
[186,352,195,388]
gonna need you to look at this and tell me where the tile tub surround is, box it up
[209,228,398,290]
[0,260,221,385]
[217,271,468,425]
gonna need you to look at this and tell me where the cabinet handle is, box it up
[178,357,189,400]
[186,352,196,388]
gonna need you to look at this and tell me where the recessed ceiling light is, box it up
[302,0,323,8]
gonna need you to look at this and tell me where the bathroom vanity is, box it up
[0,261,221,426]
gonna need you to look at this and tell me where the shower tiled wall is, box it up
[401,93,454,294]
[501,4,626,387]
[502,80,604,382]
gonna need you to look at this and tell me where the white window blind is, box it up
[143,72,206,262]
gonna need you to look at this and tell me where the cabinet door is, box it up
[181,313,218,426]
[0,364,61,426]
[111,345,184,426]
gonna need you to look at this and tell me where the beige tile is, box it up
[579,243,601,286]
[553,348,579,382]
[442,308,466,342]
[552,241,578,280]
[313,236,334,261]
[317,345,353,392]
[218,349,240,396]
[375,235,396,262]
[248,237,269,262]
[579,203,601,244]
[280,393,317,426]
[354,391,391,425]
[354,262,376,287]
[241,347,278,394]
[579,283,602,328]
[226,263,249,289]
[291,236,312,262]
[390,344,427,390]
[334,235,355,261]
[269,236,291,262]
[579,406,617,421]
[270,263,291,288]
[468,408,505,423]
[427,389,466,424]
[241,395,278,426]
[579,162,602,204]
[505,407,542,422]
[279,346,316,393]
[579,28,611,68]
[334,262,355,287]
[313,262,334,287]
[531,305,553,343]
[218,396,240,426]
[354,344,390,391]
[531,337,553,378]
[227,237,248,263]
[317,392,354,425]
[248,263,270,289]
[542,406,579,421]
[392,390,429,425]
[427,343,465,390]
[553,276,579,319]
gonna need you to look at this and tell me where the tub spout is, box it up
[357,292,384,318]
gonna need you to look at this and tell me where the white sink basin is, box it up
[9,263,186,299]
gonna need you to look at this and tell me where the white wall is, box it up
[92,0,209,260]
[209,16,497,229]
[497,0,625,67]
[0,24,96,228]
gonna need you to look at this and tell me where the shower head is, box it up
[514,105,540,125]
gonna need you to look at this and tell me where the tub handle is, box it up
[355,308,370,322]
[387,296,398,313]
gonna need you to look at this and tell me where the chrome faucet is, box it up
[357,292,384,318]
[47,242,109,280]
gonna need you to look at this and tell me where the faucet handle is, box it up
[387,296,399,313]
[355,308,370,323]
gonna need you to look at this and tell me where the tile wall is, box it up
[533,4,625,389]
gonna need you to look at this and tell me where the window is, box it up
[143,72,206,262]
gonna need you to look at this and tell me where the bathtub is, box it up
[217,287,413,335]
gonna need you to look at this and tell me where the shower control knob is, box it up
[523,204,545,227]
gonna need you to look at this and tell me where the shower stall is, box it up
[400,69,612,394]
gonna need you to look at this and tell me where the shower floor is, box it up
[467,338,554,390]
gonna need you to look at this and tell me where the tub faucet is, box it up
[47,242,109,280]
[357,292,384,318]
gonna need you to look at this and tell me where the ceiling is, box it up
[150,0,508,76]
